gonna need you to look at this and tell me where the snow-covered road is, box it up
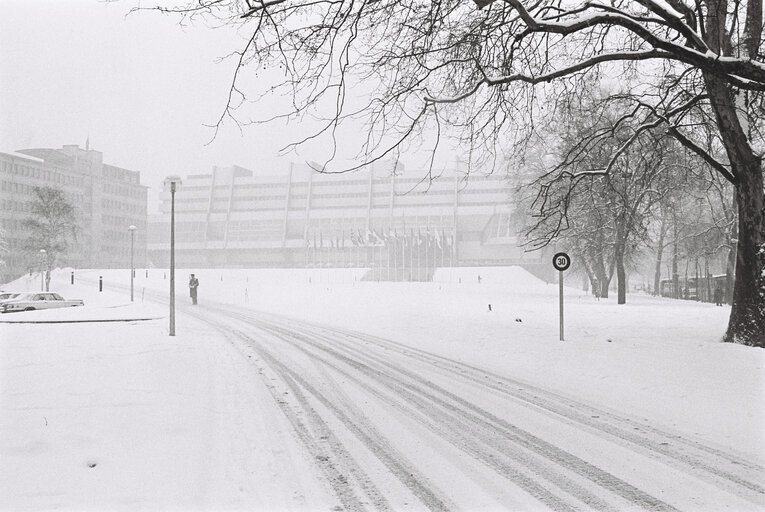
[3,267,764,511]
[192,301,765,511]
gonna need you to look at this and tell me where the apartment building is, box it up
[0,144,148,282]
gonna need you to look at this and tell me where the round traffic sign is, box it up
[552,252,571,271]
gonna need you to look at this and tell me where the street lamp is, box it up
[39,249,46,291]
[163,175,182,336]
[128,225,137,302]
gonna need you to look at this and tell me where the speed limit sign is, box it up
[552,252,571,272]
[552,252,571,341]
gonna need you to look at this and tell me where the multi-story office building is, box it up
[148,162,542,278]
[0,144,148,282]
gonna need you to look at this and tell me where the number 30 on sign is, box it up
[553,252,571,272]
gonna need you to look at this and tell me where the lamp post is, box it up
[39,249,46,291]
[164,175,182,336]
[128,225,137,302]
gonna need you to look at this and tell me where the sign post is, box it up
[552,252,571,341]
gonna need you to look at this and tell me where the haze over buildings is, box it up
[2,142,540,283]
[0,144,147,283]
[148,162,539,274]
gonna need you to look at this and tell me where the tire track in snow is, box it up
[138,290,763,511]
[246,317,677,512]
[260,312,765,507]
[224,329,387,512]
[329,325,765,505]
[227,330,453,511]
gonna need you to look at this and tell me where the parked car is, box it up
[1,292,84,313]
[0,292,21,302]
[0,292,23,307]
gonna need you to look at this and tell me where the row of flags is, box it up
[307,228,454,250]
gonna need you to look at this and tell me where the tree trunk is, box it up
[702,70,765,346]
[725,195,738,305]
[653,212,667,296]
[615,221,627,304]
[672,239,679,300]
[593,258,610,299]
[579,252,597,294]
[725,170,765,345]
[616,252,626,304]
[600,275,611,299]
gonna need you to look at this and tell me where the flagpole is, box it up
[433,229,437,276]
[387,230,391,281]
[393,230,398,281]
[425,226,430,281]
[410,229,414,281]
[417,229,421,282]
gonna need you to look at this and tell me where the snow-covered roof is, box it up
[0,150,45,163]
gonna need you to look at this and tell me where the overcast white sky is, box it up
[0,0,324,210]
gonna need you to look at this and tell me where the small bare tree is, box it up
[22,187,79,291]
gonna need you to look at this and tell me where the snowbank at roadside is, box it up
[0,303,164,323]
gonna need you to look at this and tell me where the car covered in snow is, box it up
[0,292,22,303]
[1,292,84,313]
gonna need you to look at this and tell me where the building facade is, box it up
[148,162,542,278]
[0,145,148,283]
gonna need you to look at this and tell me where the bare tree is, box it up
[141,0,764,345]
[528,97,671,303]
[22,187,79,291]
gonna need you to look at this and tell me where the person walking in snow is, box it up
[189,274,199,305]
[713,285,723,306]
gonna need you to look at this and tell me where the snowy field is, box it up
[1,266,763,511]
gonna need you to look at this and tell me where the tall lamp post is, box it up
[164,176,182,336]
[128,225,137,302]
[39,249,46,291]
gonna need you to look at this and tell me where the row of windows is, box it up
[312,179,368,187]
[0,218,25,229]
[100,246,132,258]
[226,232,282,241]
[102,214,144,228]
[2,199,33,213]
[2,181,35,194]
[1,162,82,186]
[101,198,145,214]
[102,182,144,199]
[232,194,288,202]
[228,206,285,212]
[2,181,86,205]
[236,182,289,190]
[175,186,507,206]
[228,219,283,228]
[102,166,139,184]
[170,221,207,232]
[103,229,144,242]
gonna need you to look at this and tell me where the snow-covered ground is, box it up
[1,266,763,510]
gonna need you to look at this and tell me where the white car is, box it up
[1,292,84,313]
[0,292,21,303]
